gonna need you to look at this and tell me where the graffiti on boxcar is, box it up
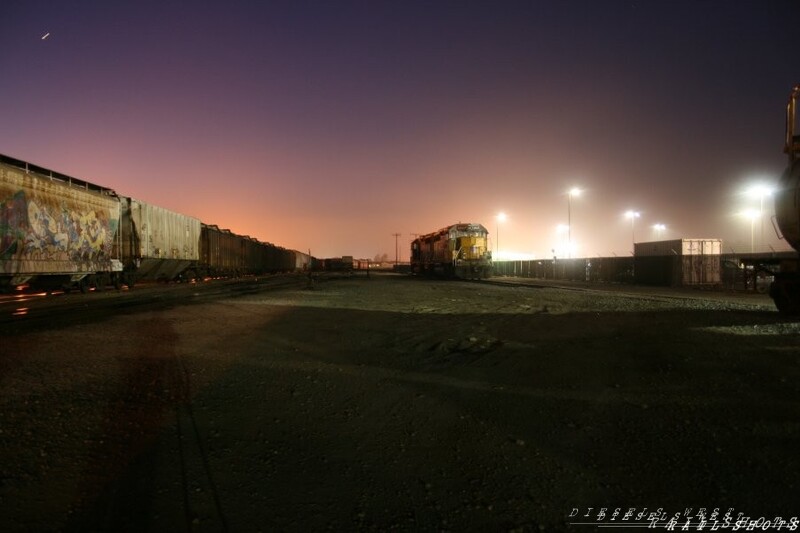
[1,190,26,260]
[1,190,116,263]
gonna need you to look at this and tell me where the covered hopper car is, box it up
[0,153,311,292]
[119,196,202,283]
[411,223,492,279]
[1,154,125,292]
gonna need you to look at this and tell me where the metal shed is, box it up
[634,238,722,287]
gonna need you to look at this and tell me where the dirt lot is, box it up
[1,273,799,531]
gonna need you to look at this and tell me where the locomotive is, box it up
[411,223,492,279]
[0,153,311,292]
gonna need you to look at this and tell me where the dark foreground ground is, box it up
[1,273,799,532]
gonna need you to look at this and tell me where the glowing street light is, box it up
[567,187,582,258]
[653,223,666,239]
[625,210,640,254]
[496,212,507,257]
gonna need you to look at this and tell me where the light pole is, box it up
[747,184,774,251]
[741,209,759,253]
[567,187,581,258]
[556,224,569,258]
[625,210,640,254]
[496,212,507,258]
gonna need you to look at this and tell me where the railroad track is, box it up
[0,274,315,334]
[477,276,775,310]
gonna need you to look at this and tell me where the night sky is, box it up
[2,1,798,260]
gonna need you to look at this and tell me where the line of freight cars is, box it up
[0,153,313,292]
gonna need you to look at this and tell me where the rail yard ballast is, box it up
[0,154,313,292]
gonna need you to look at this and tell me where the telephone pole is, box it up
[392,233,401,265]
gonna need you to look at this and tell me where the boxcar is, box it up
[292,250,312,271]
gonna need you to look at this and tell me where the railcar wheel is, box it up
[773,292,799,315]
[78,277,90,294]
[95,274,108,292]
[112,273,123,290]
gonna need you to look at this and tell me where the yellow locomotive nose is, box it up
[411,223,492,279]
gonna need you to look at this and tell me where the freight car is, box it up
[288,249,313,271]
[1,154,124,292]
[198,224,311,278]
[317,256,354,272]
[199,224,263,278]
[0,153,312,292]
[411,223,492,279]
[119,196,202,284]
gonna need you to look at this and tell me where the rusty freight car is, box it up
[199,224,310,278]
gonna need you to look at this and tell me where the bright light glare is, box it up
[550,241,580,259]
[569,187,582,197]
[495,250,536,261]
[497,212,507,222]
[556,223,569,234]
[653,223,666,231]
[625,210,640,219]
[740,208,760,220]
[746,183,775,198]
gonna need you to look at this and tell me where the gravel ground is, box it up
[1,273,799,532]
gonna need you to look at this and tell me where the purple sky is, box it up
[1,0,798,260]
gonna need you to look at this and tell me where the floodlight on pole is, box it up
[625,210,640,254]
